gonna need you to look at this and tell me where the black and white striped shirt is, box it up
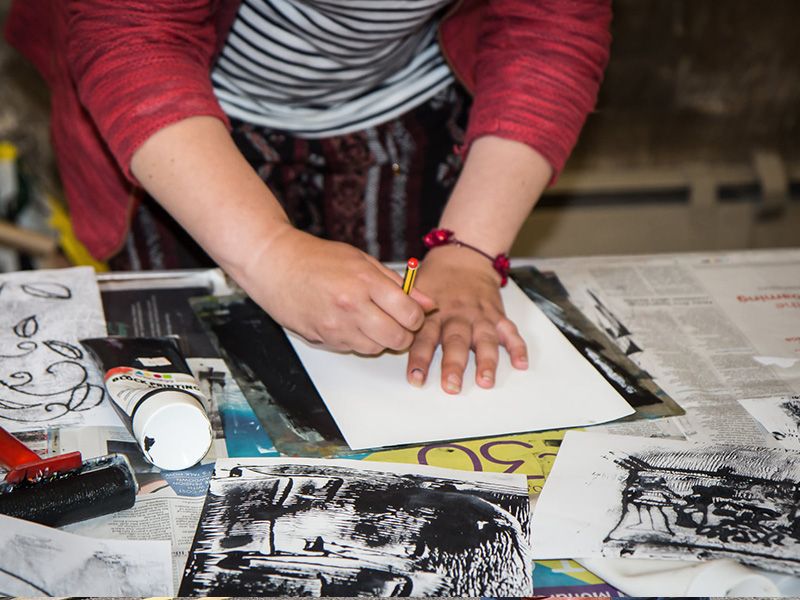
[211,0,455,137]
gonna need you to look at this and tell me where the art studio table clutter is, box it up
[0,248,799,597]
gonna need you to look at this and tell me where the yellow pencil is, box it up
[402,257,418,294]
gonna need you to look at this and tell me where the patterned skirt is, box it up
[109,84,471,271]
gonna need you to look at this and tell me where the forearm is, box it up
[437,135,552,257]
[129,115,291,281]
[130,115,436,355]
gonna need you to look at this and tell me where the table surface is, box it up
[3,248,799,597]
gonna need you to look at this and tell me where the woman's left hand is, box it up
[404,134,552,393]
[405,244,528,394]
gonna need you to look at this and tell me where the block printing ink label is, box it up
[81,337,213,471]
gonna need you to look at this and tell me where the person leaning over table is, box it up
[4,0,611,394]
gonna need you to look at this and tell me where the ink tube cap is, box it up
[131,389,213,471]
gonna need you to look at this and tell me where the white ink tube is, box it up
[80,336,213,471]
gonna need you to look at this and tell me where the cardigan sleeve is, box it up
[66,0,231,183]
[451,0,612,181]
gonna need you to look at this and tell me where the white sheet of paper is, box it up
[287,280,634,450]
[0,514,173,596]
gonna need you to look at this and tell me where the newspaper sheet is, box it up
[531,248,800,446]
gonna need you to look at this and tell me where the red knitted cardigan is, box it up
[4,0,611,260]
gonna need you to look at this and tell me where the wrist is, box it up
[423,228,509,286]
[221,218,295,288]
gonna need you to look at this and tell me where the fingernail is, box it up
[517,356,529,369]
[480,370,494,384]
[445,374,461,393]
[409,368,425,388]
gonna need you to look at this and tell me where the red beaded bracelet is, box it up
[423,228,510,287]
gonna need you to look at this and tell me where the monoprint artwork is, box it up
[605,446,800,574]
[0,514,172,596]
[0,268,108,429]
[179,458,532,596]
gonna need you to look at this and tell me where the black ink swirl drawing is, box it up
[0,277,106,425]
[0,340,36,359]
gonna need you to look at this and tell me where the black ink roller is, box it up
[0,424,138,527]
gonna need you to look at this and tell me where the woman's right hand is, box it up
[235,224,437,355]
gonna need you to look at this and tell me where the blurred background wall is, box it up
[518,0,799,256]
[0,0,798,264]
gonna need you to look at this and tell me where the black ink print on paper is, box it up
[605,446,800,574]
[179,460,532,596]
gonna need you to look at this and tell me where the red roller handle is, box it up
[0,425,83,484]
